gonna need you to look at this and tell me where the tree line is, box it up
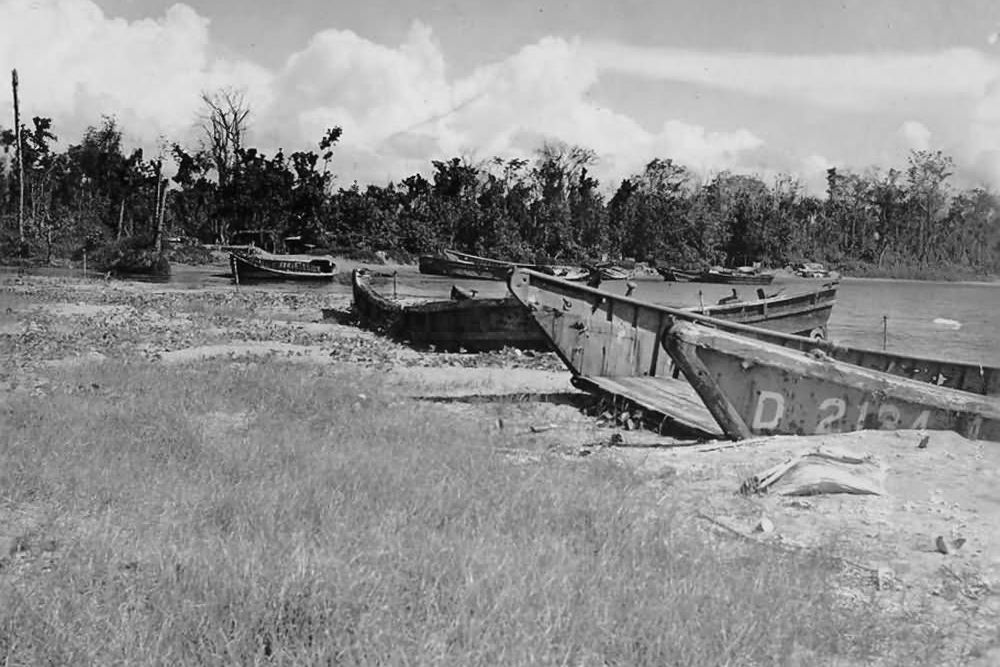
[2,90,999,277]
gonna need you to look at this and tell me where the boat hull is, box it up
[658,267,699,282]
[418,255,510,281]
[507,268,836,378]
[662,321,1000,442]
[230,252,336,281]
[422,250,588,282]
[353,269,547,351]
[698,270,775,285]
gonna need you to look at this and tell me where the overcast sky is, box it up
[3,0,1000,193]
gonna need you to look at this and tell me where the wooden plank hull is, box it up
[508,268,836,378]
[352,269,547,351]
[663,321,1000,442]
[230,252,336,281]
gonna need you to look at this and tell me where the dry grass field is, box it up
[1,273,998,665]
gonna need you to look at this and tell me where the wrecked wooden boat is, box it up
[352,269,547,351]
[662,320,1000,442]
[230,249,337,282]
[507,267,1000,437]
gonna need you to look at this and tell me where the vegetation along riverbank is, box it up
[2,94,999,281]
[2,272,1000,664]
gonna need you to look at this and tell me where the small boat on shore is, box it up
[418,254,510,281]
[420,249,589,282]
[230,249,337,282]
[662,320,1000,442]
[793,262,835,279]
[698,266,775,285]
[352,269,547,351]
[658,267,700,282]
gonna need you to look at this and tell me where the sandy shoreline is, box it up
[3,269,1000,661]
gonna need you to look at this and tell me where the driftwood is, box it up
[740,447,886,496]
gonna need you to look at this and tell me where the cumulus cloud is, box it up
[0,0,270,149]
[0,0,765,186]
[4,0,1000,190]
[898,121,932,151]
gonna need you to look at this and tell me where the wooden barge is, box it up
[352,269,548,351]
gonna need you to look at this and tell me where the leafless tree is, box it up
[199,88,250,188]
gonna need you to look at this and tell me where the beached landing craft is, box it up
[352,269,548,351]
[507,268,1000,438]
[230,249,337,282]
[662,321,1000,442]
[508,268,837,378]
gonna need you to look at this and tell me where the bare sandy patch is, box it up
[157,342,336,364]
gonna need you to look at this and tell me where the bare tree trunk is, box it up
[12,69,25,253]
[117,200,125,241]
[154,175,165,254]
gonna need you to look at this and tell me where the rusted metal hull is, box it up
[352,269,547,351]
[663,321,1000,442]
[507,268,837,378]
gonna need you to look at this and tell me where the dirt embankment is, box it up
[3,272,1000,662]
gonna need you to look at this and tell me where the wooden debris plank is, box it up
[573,374,724,437]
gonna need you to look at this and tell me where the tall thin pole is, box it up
[11,69,24,252]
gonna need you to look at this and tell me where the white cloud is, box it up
[0,1,766,186]
[585,42,998,112]
[4,0,1000,190]
[0,0,270,150]
[898,121,932,151]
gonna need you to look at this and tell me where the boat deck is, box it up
[571,375,723,438]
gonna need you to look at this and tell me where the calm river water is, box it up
[8,263,999,367]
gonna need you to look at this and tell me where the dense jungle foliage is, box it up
[2,100,998,278]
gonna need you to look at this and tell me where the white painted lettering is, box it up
[877,404,901,430]
[856,401,869,430]
[817,398,847,433]
[752,391,785,430]
[910,410,930,430]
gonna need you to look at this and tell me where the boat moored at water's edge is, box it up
[507,268,837,378]
[230,249,336,281]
